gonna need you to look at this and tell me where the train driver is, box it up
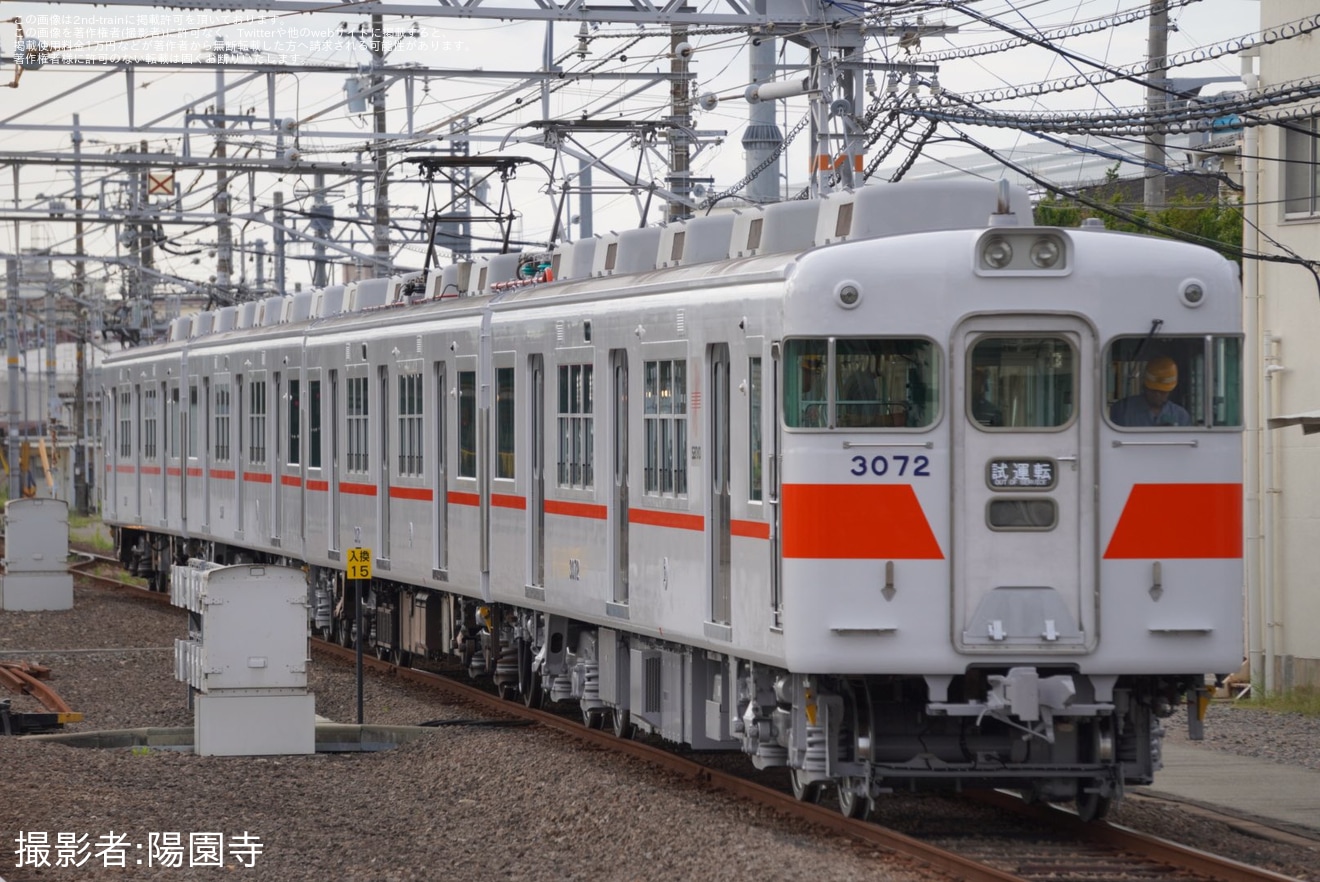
[1109,356,1191,427]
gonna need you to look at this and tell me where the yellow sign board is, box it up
[347,547,372,581]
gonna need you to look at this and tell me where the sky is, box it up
[0,0,1266,301]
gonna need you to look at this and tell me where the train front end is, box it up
[766,215,1243,816]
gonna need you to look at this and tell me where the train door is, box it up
[170,382,181,527]
[709,343,732,626]
[952,315,1097,654]
[202,377,211,529]
[768,344,782,627]
[529,354,545,588]
[329,369,340,554]
[133,384,142,517]
[158,381,168,523]
[235,375,245,538]
[272,372,282,545]
[610,349,629,606]
[378,366,390,560]
[432,361,448,577]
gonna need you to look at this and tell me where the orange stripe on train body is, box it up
[1104,483,1243,559]
[781,483,943,560]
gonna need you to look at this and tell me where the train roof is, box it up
[109,179,1043,361]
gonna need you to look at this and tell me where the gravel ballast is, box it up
[3,583,1318,881]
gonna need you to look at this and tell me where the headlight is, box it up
[983,237,1013,269]
[1030,236,1062,268]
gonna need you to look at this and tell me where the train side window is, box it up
[643,357,688,496]
[118,388,132,458]
[397,370,424,477]
[308,377,322,469]
[1105,335,1242,429]
[557,363,594,489]
[143,386,158,462]
[187,382,199,459]
[968,337,1074,430]
[288,377,301,466]
[346,375,369,473]
[214,378,232,462]
[249,375,267,466]
[458,370,477,478]
[496,366,516,479]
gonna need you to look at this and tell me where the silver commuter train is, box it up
[103,179,1244,820]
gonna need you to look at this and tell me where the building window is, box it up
[288,379,301,466]
[1284,117,1320,216]
[496,366,515,479]
[308,378,322,469]
[643,358,687,496]
[458,370,476,478]
[398,372,424,477]
[249,379,267,465]
[557,363,593,489]
[214,382,231,462]
[346,375,369,473]
[143,386,158,461]
[118,389,132,458]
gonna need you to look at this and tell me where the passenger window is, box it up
[1105,335,1242,429]
[969,336,1074,430]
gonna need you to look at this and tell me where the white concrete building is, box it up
[1244,0,1320,691]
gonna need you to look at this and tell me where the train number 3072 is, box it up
[849,454,931,477]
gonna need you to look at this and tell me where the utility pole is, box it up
[666,27,693,222]
[743,2,783,205]
[215,45,233,305]
[1144,0,1168,211]
[72,114,89,514]
[371,15,390,277]
[6,259,20,501]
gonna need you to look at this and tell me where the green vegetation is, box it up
[1238,687,1320,717]
[1034,192,1243,262]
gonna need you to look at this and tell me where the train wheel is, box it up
[522,675,543,709]
[611,707,634,739]
[335,620,352,648]
[790,769,823,804]
[837,777,870,819]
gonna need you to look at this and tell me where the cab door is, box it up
[952,315,1097,654]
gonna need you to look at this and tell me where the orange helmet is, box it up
[1143,356,1178,392]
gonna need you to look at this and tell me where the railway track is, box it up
[64,548,1304,882]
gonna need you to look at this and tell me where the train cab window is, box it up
[1105,335,1242,429]
[784,337,938,429]
[969,337,1074,430]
